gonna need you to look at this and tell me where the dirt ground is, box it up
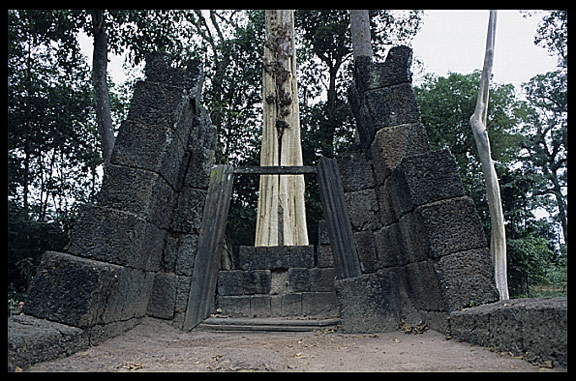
[27,317,565,372]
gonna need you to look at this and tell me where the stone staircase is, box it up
[196,317,341,333]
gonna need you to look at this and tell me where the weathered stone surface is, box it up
[288,268,310,292]
[433,248,499,311]
[147,272,177,319]
[66,205,165,271]
[170,187,206,234]
[24,252,153,328]
[354,230,379,273]
[404,260,445,312]
[302,292,339,317]
[345,188,380,231]
[8,314,88,370]
[363,84,421,131]
[373,223,405,268]
[111,119,188,189]
[309,268,335,292]
[353,45,413,92]
[218,270,244,296]
[449,298,567,367]
[415,196,488,258]
[370,123,430,185]
[98,163,177,229]
[243,270,272,295]
[337,146,376,192]
[388,149,465,216]
[335,271,401,333]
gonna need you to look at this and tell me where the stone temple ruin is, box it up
[8,48,566,369]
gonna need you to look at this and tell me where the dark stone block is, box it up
[310,268,335,292]
[404,260,445,312]
[170,187,206,234]
[370,123,430,185]
[335,271,401,333]
[66,205,165,271]
[397,211,428,263]
[8,314,88,370]
[238,246,270,270]
[345,188,380,231]
[281,293,302,316]
[111,119,188,189]
[449,298,567,368]
[243,270,271,295]
[144,52,204,104]
[376,178,398,226]
[389,149,465,216]
[127,80,194,140]
[415,196,488,258]
[354,231,379,273]
[363,84,420,130]
[433,248,499,312]
[183,146,215,190]
[373,223,405,268]
[218,296,251,317]
[147,272,177,319]
[24,252,145,327]
[250,295,271,317]
[217,270,244,296]
[353,45,413,92]
[288,268,310,292]
[287,246,315,268]
[98,164,177,229]
[337,148,376,192]
[316,244,334,268]
[302,292,338,318]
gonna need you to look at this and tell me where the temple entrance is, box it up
[183,160,361,331]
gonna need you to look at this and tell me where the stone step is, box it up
[196,317,341,333]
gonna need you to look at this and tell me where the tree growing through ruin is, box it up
[255,10,309,246]
[469,10,509,300]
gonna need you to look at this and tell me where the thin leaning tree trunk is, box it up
[469,10,509,301]
[255,10,308,247]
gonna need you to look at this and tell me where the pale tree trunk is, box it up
[91,10,115,168]
[349,10,373,59]
[255,10,309,247]
[469,10,509,300]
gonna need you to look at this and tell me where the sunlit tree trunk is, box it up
[349,10,373,59]
[255,10,308,247]
[469,10,509,300]
[91,10,115,168]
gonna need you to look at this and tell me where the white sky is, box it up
[411,10,558,89]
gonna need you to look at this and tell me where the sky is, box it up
[411,10,558,90]
[79,10,559,94]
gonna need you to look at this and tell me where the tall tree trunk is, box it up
[255,10,308,247]
[91,10,115,168]
[469,10,509,300]
[349,10,373,60]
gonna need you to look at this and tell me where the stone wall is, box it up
[9,52,217,368]
[216,242,339,318]
[336,46,499,333]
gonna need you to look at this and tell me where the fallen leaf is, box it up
[121,362,143,371]
[540,360,554,369]
[293,353,306,359]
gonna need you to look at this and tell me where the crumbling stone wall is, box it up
[216,243,338,318]
[10,52,216,368]
[336,46,499,333]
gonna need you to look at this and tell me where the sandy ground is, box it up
[27,317,565,372]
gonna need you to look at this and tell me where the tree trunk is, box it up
[469,10,509,301]
[91,10,115,168]
[349,10,373,60]
[255,10,308,247]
